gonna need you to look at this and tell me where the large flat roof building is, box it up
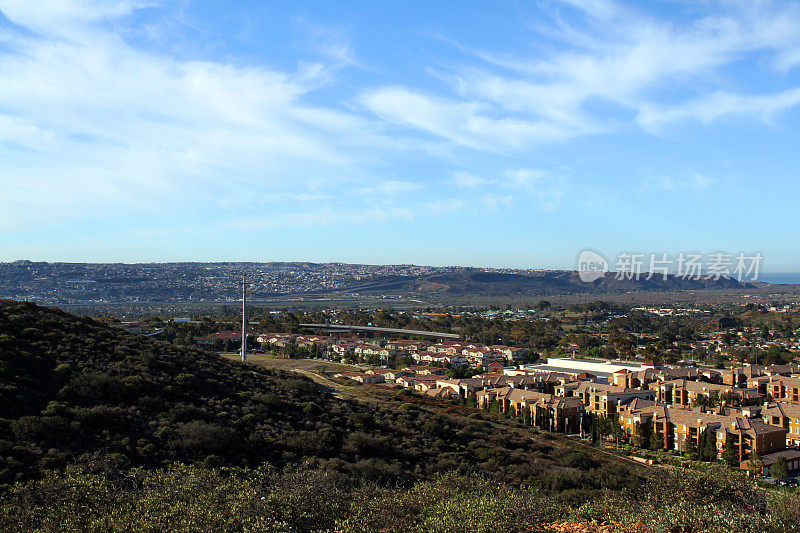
[515,357,657,382]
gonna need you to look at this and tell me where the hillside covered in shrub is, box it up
[2,463,797,533]
[0,299,634,494]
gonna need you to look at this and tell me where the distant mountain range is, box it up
[383,270,753,296]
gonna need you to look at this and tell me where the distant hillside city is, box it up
[0,260,761,306]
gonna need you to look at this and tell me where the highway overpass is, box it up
[298,323,459,339]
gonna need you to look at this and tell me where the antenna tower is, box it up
[241,272,247,362]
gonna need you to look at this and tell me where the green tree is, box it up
[694,394,709,410]
[633,422,651,448]
[720,391,740,407]
[748,453,763,476]
[595,417,612,441]
[722,436,739,467]
[772,456,789,481]
[700,429,717,462]
[708,391,720,408]
[684,435,698,459]
[649,430,664,451]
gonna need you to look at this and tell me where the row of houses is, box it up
[336,365,604,433]
[317,336,530,369]
[476,387,585,432]
[722,363,800,387]
[478,375,800,474]
[652,378,762,407]
[333,365,452,392]
[195,330,534,369]
[193,331,337,351]
[616,399,800,475]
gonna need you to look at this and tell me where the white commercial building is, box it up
[512,357,656,382]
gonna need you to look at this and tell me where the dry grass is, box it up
[221,354,364,374]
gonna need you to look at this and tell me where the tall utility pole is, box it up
[241,272,247,362]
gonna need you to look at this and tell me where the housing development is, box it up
[339,353,800,476]
[186,304,800,480]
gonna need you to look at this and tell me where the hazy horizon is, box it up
[4,258,800,282]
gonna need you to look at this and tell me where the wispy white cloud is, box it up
[293,17,361,68]
[557,0,622,22]
[360,0,800,149]
[450,170,492,188]
[427,198,468,213]
[0,0,404,230]
[356,180,422,196]
[435,168,564,215]
[0,0,151,40]
[225,206,413,230]
[360,86,575,152]
[504,169,565,212]
[638,89,800,130]
[482,194,514,211]
[504,169,547,190]
[645,173,714,192]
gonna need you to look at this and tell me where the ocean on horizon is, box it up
[755,273,800,284]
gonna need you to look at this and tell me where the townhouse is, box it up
[296,334,331,343]
[723,365,765,387]
[334,372,385,384]
[354,344,401,359]
[406,365,447,376]
[568,381,655,416]
[330,341,362,356]
[430,341,471,354]
[431,353,469,367]
[295,335,333,353]
[476,387,585,432]
[736,364,800,391]
[501,372,570,394]
[422,386,460,400]
[255,332,295,345]
[611,368,648,389]
[618,403,786,461]
[435,378,484,397]
[652,379,739,408]
[746,376,772,394]
[396,374,440,389]
[413,350,468,367]
[741,450,800,476]
[488,345,531,363]
[194,331,241,346]
[364,368,413,383]
[384,340,429,352]
[461,347,506,369]
[764,376,800,404]
[554,381,582,398]
[761,402,800,446]
[434,375,511,398]
[764,363,800,376]
[610,366,707,389]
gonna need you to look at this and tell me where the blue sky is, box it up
[1,0,799,271]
